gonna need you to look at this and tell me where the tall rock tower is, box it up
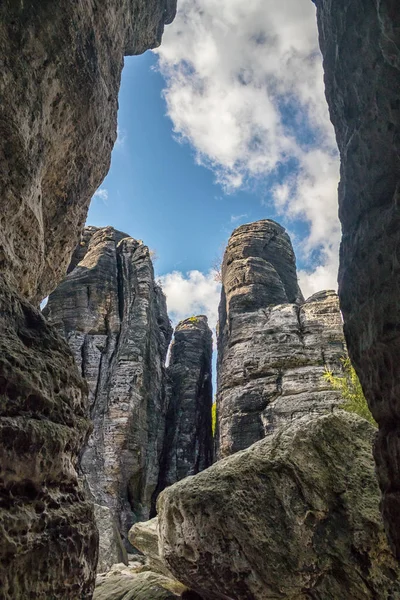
[155,316,214,502]
[217,220,346,458]
[45,226,172,544]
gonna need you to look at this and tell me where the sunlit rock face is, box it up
[156,316,214,499]
[314,0,400,556]
[158,413,400,600]
[45,227,172,546]
[216,220,346,458]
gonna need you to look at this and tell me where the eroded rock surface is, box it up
[95,504,128,574]
[0,0,176,304]
[94,567,199,600]
[45,226,172,544]
[314,0,400,555]
[0,277,97,599]
[158,412,400,600]
[157,317,213,495]
[217,220,346,458]
[129,517,173,578]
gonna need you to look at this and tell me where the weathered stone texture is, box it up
[45,226,173,545]
[0,0,176,305]
[94,568,200,600]
[157,316,213,495]
[129,517,174,578]
[0,277,98,599]
[217,220,346,458]
[95,504,128,574]
[314,0,400,555]
[158,412,400,600]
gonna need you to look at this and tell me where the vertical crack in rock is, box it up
[153,316,214,512]
[216,220,347,458]
[314,0,400,555]
[44,227,173,550]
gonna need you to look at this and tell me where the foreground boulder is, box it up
[158,412,400,599]
[94,564,203,600]
[217,220,346,458]
[314,0,400,554]
[45,226,172,543]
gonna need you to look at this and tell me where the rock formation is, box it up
[314,0,400,555]
[217,220,346,458]
[94,566,202,600]
[129,518,174,578]
[0,1,176,596]
[95,504,128,574]
[0,280,98,598]
[157,412,400,600]
[44,226,173,545]
[0,0,176,306]
[156,317,213,498]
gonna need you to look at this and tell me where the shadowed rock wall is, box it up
[156,316,213,499]
[0,0,176,305]
[0,1,176,594]
[45,227,172,545]
[217,220,346,458]
[314,0,400,555]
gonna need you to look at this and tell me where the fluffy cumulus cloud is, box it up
[156,0,341,301]
[158,270,221,329]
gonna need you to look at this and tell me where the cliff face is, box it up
[0,280,98,598]
[314,0,400,555]
[45,227,172,544]
[0,0,176,305]
[217,220,346,458]
[0,1,175,595]
[156,317,213,497]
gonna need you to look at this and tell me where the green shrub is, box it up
[323,357,376,426]
[212,402,217,436]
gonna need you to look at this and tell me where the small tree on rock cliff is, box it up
[324,358,376,426]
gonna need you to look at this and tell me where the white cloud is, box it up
[158,270,221,329]
[93,188,109,204]
[298,245,339,299]
[115,126,127,148]
[155,0,340,293]
[230,213,249,224]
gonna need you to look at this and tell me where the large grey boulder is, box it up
[217,220,346,458]
[45,226,173,544]
[94,568,199,600]
[158,412,400,600]
[314,0,400,555]
[157,316,213,496]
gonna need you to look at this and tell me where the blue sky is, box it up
[87,0,341,330]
